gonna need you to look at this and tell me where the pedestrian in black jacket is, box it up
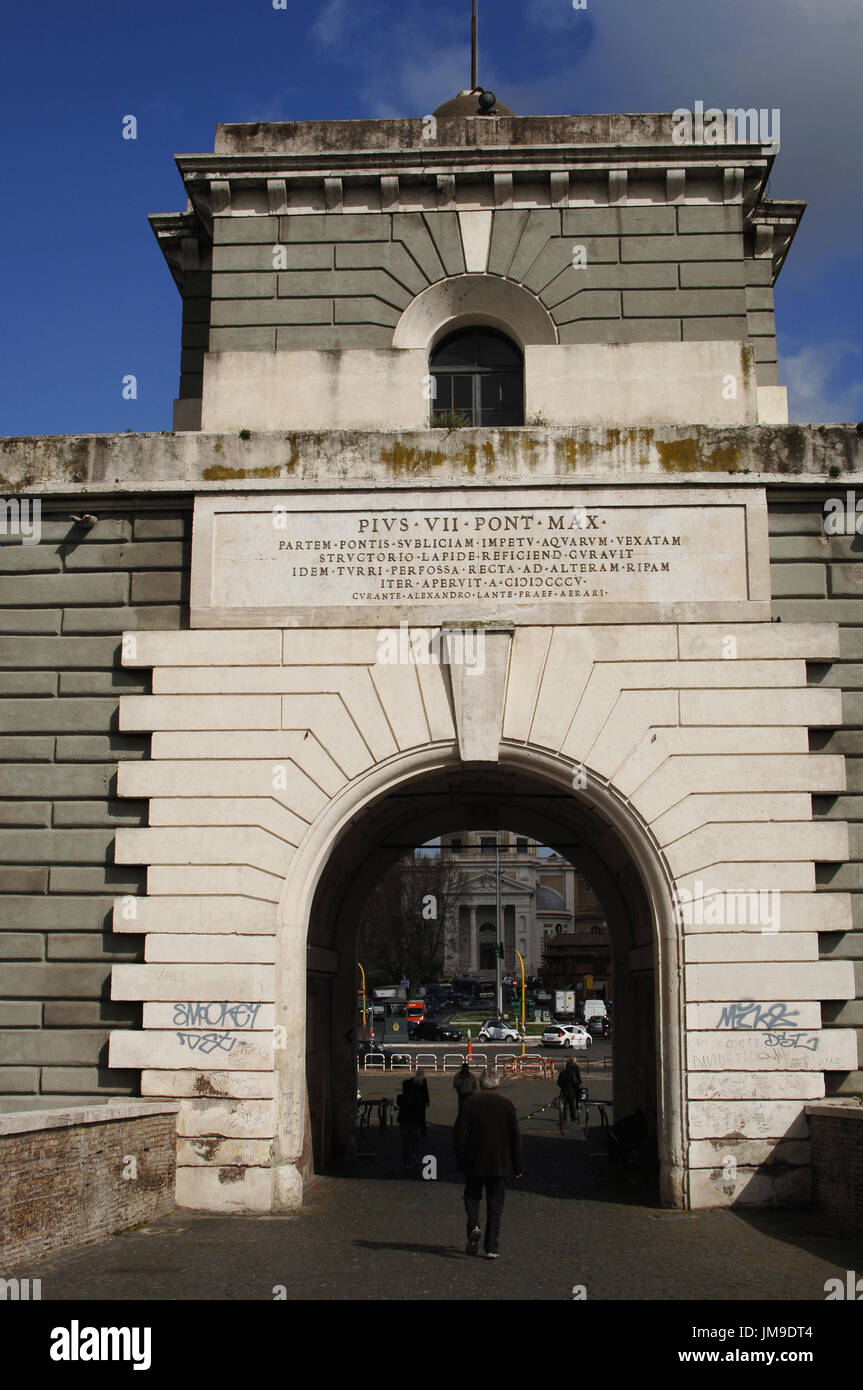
[398,1076,425,1169]
[454,1070,522,1259]
[557,1057,582,1122]
[414,1068,430,1136]
[453,1062,478,1117]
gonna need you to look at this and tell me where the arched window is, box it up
[430,327,524,426]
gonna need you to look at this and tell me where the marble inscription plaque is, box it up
[191,488,769,627]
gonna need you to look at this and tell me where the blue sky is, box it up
[1,0,860,436]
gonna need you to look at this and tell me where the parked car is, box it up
[541,1023,592,1049]
[410,1020,462,1042]
[478,1019,521,1042]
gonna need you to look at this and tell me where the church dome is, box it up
[536,884,567,911]
[433,89,516,118]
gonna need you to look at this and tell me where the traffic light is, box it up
[496,943,504,960]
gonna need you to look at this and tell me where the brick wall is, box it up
[207,204,776,382]
[806,1104,863,1230]
[768,492,863,1093]
[0,1102,178,1267]
[0,502,190,1111]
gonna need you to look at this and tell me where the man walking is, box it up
[454,1070,522,1260]
[453,1061,478,1117]
[557,1057,582,1123]
[398,1075,425,1170]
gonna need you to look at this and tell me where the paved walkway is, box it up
[15,1072,860,1302]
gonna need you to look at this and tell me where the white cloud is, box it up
[310,0,354,49]
[781,342,862,423]
[529,0,594,35]
[307,0,464,113]
[362,45,470,118]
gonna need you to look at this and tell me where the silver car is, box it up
[478,1018,520,1042]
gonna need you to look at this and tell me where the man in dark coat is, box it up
[454,1070,522,1259]
[453,1061,478,1117]
[557,1057,582,1122]
[398,1076,425,1169]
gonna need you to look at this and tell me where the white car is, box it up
[542,1023,592,1048]
[478,1019,520,1042]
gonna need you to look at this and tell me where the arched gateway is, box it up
[293,749,682,1205]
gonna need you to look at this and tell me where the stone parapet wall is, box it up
[0,1101,178,1267]
[2,424,860,493]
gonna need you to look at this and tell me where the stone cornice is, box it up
[1,425,860,495]
[210,113,777,155]
[177,144,778,180]
[148,210,209,291]
[174,148,777,235]
[748,198,807,281]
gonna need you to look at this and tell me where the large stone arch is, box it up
[275,742,685,1207]
[391,273,558,352]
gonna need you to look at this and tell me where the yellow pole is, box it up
[502,948,528,1055]
[515,949,526,1056]
[357,962,368,1041]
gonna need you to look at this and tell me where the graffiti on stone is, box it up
[175,1031,247,1055]
[763,1031,819,1052]
[716,1000,800,1030]
[172,1001,262,1029]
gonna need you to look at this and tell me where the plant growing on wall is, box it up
[431,411,471,430]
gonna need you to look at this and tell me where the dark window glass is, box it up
[480,837,496,854]
[476,330,521,367]
[430,326,523,426]
[500,373,523,410]
[432,335,477,368]
[452,375,473,410]
[480,375,502,411]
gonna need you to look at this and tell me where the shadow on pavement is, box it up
[723,1204,862,1276]
[328,1117,661,1209]
[352,1240,463,1259]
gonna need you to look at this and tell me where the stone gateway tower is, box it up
[2,91,861,1216]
